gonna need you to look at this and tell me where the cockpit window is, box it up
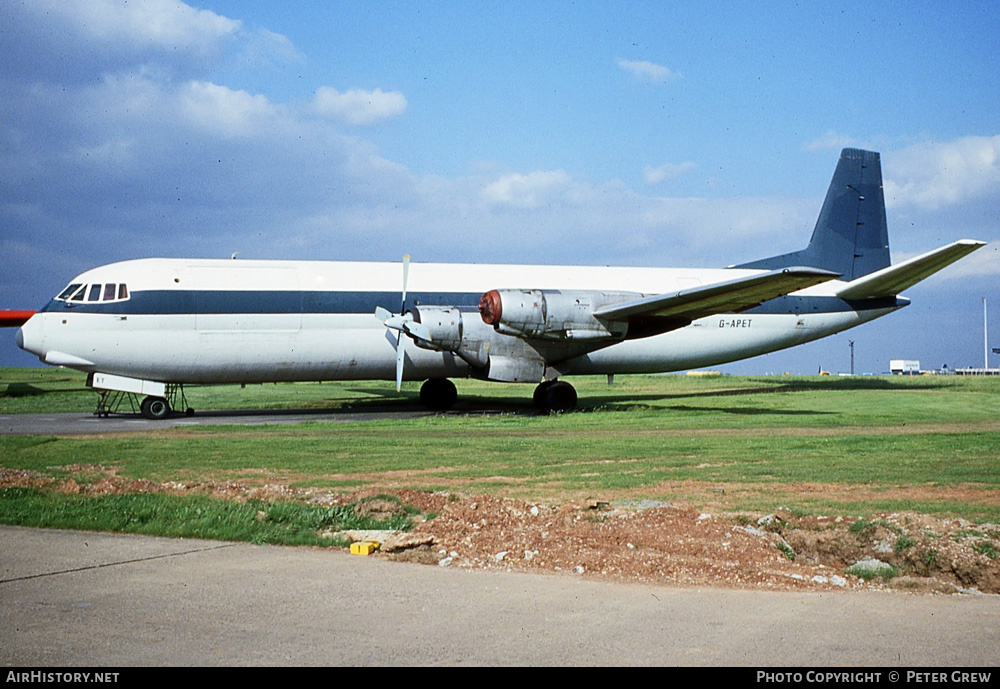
[56,282,130,303]
[58,283,82,300]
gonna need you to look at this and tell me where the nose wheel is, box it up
[140,396,171,420]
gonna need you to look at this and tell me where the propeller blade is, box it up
[376,253,413,392]
[395,335,405,391]
[401,254,410,313]
[403,319,432,342]
[382,314,406,331]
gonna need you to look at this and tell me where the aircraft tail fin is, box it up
[737,148,890,281]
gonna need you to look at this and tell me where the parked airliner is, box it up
[13,149,984,417]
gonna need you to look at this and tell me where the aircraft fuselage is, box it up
[17,257,902,384]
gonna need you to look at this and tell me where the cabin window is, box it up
[103,283,116,301]
[118,284,128,300]
[87,284,102,301]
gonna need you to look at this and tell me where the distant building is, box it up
[890,359,920,375]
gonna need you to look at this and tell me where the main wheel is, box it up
[140,396,171,420]
[533,379,556,408]
[420,378,457,411]
[535,380,577,413]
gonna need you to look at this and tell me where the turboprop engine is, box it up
[385,290,644,385]
[408,305,464,352]
[478,289,635,341]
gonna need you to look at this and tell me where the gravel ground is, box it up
[4,465,997,594]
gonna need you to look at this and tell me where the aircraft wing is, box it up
[834,240,985,300]
[593,267,839,333]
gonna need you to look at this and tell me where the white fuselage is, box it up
[17,258,900,384]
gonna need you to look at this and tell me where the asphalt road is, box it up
[2,526,998,667]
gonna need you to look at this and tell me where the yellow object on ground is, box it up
[350,541,380,556]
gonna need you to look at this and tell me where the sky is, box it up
[1,0,998,374]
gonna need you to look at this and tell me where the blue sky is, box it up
[2,0,998,374]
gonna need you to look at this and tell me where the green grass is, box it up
[0,487,411,546]
[845,561,900,582]
[3,367,1000,428]
[972,542,998,559]
[3,425,995,495]
[2,368,999,536]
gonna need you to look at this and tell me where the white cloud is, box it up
[481,171,576,209]
[236,28,305,68]
[884,136,1000,210]
[3,0,242,82]
[35,0,238,56]
[616,58,680,84]
[180,81,283,138]
[312,86,408,126]
[644,162,695,185]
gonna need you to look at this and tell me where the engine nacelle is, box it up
[479,289,635,341]
[410,306,464,352]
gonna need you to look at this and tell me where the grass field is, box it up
[2,367,999,540]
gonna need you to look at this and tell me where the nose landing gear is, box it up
[139,396,170,420]
[94,383,193,419]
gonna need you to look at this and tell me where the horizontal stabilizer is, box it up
[595,267,839,329]
[835,240,985,300]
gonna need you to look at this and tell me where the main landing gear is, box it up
[533,379,578,413]
[419,378,458,410]
[416,378,577,413]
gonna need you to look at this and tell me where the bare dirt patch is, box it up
[3,465,997,594]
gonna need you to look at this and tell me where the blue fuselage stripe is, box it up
[40,290,905,317]
[41,290,485,316]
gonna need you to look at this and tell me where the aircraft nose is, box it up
[16,315,44,357]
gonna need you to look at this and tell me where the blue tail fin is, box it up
[737,148,890,280]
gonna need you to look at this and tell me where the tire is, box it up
[533,380,556,408]
[538,380,577,413]
[420,378,457,411]
[140,396,171,420]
